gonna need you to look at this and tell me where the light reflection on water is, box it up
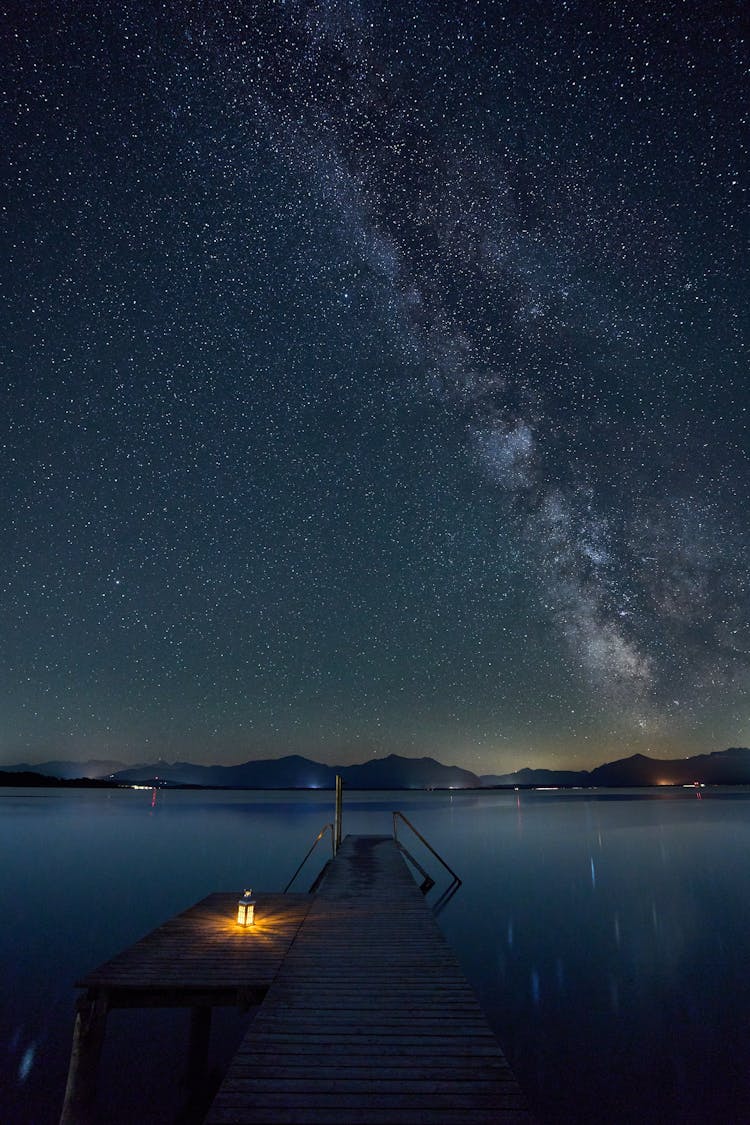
[2,786,750,1123]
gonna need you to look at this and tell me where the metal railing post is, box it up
[334,775,343,853]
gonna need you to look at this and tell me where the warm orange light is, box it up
[237,889,256,926]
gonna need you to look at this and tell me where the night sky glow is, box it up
[3,1,748,771]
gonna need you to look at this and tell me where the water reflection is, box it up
[2,786,750,1124]
[429,787,750,1124]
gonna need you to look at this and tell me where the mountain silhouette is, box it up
[5,747,750,788]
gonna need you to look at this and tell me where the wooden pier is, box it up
[59,894,312,1123]
[61,834,532,1124]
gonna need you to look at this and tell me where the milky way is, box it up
[2,1,748,768]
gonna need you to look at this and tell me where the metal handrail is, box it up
[284,822,335,893]
[394,841,435,895]
[431,877,462,917]
[392,811,462,887]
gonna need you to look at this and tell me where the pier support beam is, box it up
[334,774,343,853]
[59,990,109,1125]
[184,1004,212,1090]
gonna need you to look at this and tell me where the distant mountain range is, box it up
[2,753,478,789]
[479,747,750,787]
[3,758,131,780]
[4,747,750,789]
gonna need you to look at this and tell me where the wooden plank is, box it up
[219,1078,526,1096]
[226,1065,517,1080]
[209,1109,532,1125]
[216,1093,529,1111]
[228,1036,506,1051]
[229,1035,508,1053]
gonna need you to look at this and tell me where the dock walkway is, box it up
[61,833,532,1124]
[207,835,532,1124]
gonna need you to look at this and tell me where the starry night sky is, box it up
[3,1,748,772]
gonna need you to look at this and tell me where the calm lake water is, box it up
[3,785,750,1124]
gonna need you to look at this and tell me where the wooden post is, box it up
[184,1005,212,1091]
[334,774,343,853]
[59,990,109,1125]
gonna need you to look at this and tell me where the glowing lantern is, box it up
[237,889,256,926]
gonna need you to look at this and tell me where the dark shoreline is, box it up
[3,769,750,793]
